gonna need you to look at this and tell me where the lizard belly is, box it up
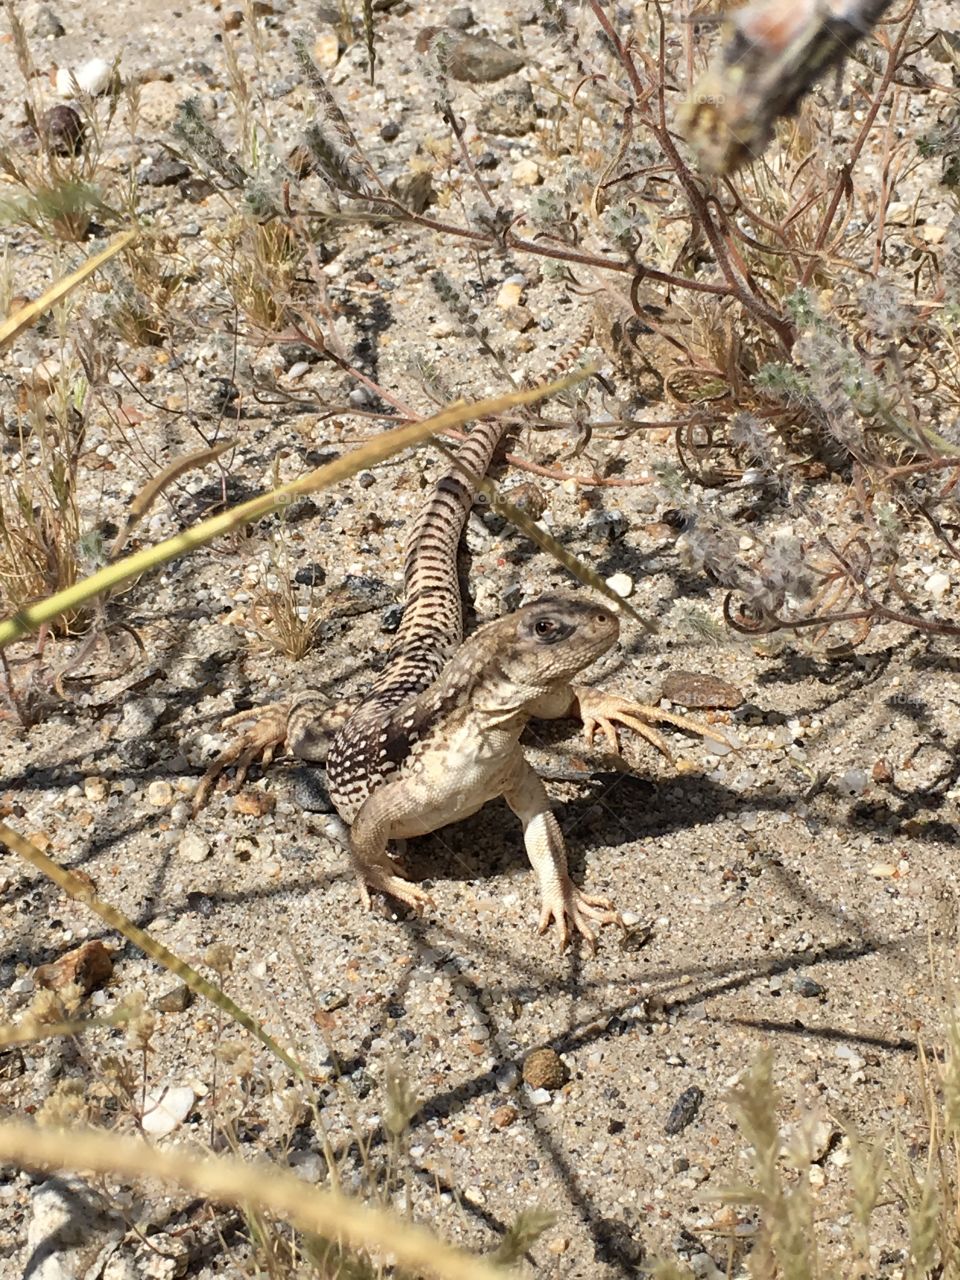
[386,721,519,839]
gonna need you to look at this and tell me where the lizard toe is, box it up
[193,702,291,814]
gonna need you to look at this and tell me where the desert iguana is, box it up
[196,415,710,949]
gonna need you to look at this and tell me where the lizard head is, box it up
[505,594,620,685]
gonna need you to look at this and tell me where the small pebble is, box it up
[605,572,634,599]
[380,120,401,141]
[142,154,190,186]
[155,984,194,1013]
[234,789,276,818]
[491,1104,518,1129]
[583,508,628,542]
[511,158,541,186]
[178,831,211,863]
[39,105,84,155]
[141,1085,195,1137]
[496,280,524,309]
[872,757,894,784]
[313,27,341,67]
[294,563,326,586]
[37,941,112,996]
[838,768,868,798]
[661,670,743,710]
[793,975,825,999]
[83,776,108,803]
[664,1085,703,1135]
[415,28,524,82]
[522,1047,565,1090]
[56,56,114,97]
[925,570,950,600]
[494,1062,520,1092]
[33,7,66,37]
[147,780,174,807]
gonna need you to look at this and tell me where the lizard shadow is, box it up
[395,769,788,889]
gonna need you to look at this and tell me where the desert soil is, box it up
[1,0,959,1276]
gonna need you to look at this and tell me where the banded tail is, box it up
[372,416,507,704]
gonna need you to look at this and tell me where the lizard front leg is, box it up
[501,757,621,952]
[528,685,731,763]
[193,693,353,813]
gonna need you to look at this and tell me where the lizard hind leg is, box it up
[192,693,353,815]
[349,786,435,915]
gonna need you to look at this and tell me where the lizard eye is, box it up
[534,617,557,638]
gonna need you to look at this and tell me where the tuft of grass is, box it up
[248,527,324,660]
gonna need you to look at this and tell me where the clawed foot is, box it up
[539,885,622,953]
[577,689,731,763]
[193,703,291,814]
[357,870,435,915]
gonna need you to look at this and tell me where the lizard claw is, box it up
[578,689,731,763]
[538,887,622,953]
[358,871,435,916]
[193,703,291,815]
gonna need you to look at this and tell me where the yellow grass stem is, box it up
[0,371,589,648]
[0,1121,506,1280]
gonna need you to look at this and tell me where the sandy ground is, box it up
[1,0,959,1275]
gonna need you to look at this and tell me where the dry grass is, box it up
[2,0,960,1273]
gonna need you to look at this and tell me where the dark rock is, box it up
[380,120,401,141]
[39,105,84,156]
[291,768,336,813]
[447,5,474,28]
[294,563,326,586]
[793,974,826,999]
[32,6,65,37]
[155,984,194,1013]
[327,574,395,618]
[583,508,628,542]
[381,603,404,632]
[143,154,191,186]
[664,1084,704,1135]
[504,481,547,520]
[180,176,216,203]
[594,1218,644,1271]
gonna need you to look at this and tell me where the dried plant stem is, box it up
[801,0,918,286]
[0,1122,506,1280]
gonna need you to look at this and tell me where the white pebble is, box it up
[141,1085,195,1136]
[605,572,634,599]
[511,158,540,186]
[925,570,950,600]
[178,831,211,863]
[56,57,114,98]
[838,768,868,797]
[496,280,523,309]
